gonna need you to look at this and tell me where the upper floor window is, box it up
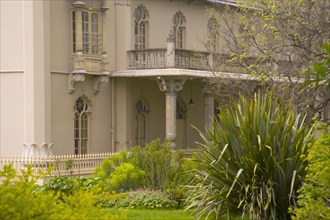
[134,5,149,50]
[207,17,219,52]
[72,10,100,55]
[173,11,186,49]
[74,96,91,155]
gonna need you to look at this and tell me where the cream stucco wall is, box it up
[51,74,112,154]
[131,0,208,50]
[0,0,217,156]
[0,1,25,155]
[0,74,24,155]
[0,1,51,155]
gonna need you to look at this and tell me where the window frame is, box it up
[134,98,150,147]
[71,9,102,56]
[74,97,91,155]
[134,5,149,50]
[207,17,220,52]
[173,11,186,49]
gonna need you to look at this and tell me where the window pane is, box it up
[91,13,98,54]
[72,11,76,53]
[82,11,89,54]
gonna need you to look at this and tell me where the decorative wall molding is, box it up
[0,70,24,74]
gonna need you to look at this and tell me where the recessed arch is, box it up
[134,97,150,146]
[134,4,149,49]
[173,11,187,49]
[74,95,92,154]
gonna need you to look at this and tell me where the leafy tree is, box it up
[204,0,330,123]
[185,90,315,219]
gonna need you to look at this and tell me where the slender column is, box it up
[100,5,109,75]
[157,77,186,148]
[73,1,85,54]
[203,84,215,132]
[165,92,176,142]
[101,6,109,54]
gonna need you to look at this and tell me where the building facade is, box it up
[0,0,224,156]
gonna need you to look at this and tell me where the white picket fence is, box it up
[0,153,117,178]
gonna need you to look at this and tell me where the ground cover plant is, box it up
[186,90,315,219]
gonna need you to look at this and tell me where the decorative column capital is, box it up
[156,77,186,93]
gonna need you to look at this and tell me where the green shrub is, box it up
[293,131,330,219]
[94,139,198,206]
[109,162,145,192]
[186,90,315,219]
[0,164,125,220]
[94,150,128,179]
[132,139,173,191]
[0,164,61,220]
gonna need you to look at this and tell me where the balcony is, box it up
[128,48,212,70]
[127,47,303,78]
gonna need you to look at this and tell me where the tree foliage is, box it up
[205,0,330,123]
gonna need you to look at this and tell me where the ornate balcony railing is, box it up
[128,48,212,70]
[128,48,167,69]
[127,47,304,78]
[175,49,211,70]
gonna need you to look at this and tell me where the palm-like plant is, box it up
[186,90,315,220]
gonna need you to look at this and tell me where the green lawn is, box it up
[115,209,195,220]
[109,208,246,220]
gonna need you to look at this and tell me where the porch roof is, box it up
[110,68,256,80]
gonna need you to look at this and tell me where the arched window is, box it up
[176,98,187,119]
[207,17,219,52]
[134,5,149,49]
[74,96,91,154]
[173,11,186,49]
[176,98,187,148]
[135,98,150,146]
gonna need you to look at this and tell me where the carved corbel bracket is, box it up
[68,72,85,94]
[94,75,109,94]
